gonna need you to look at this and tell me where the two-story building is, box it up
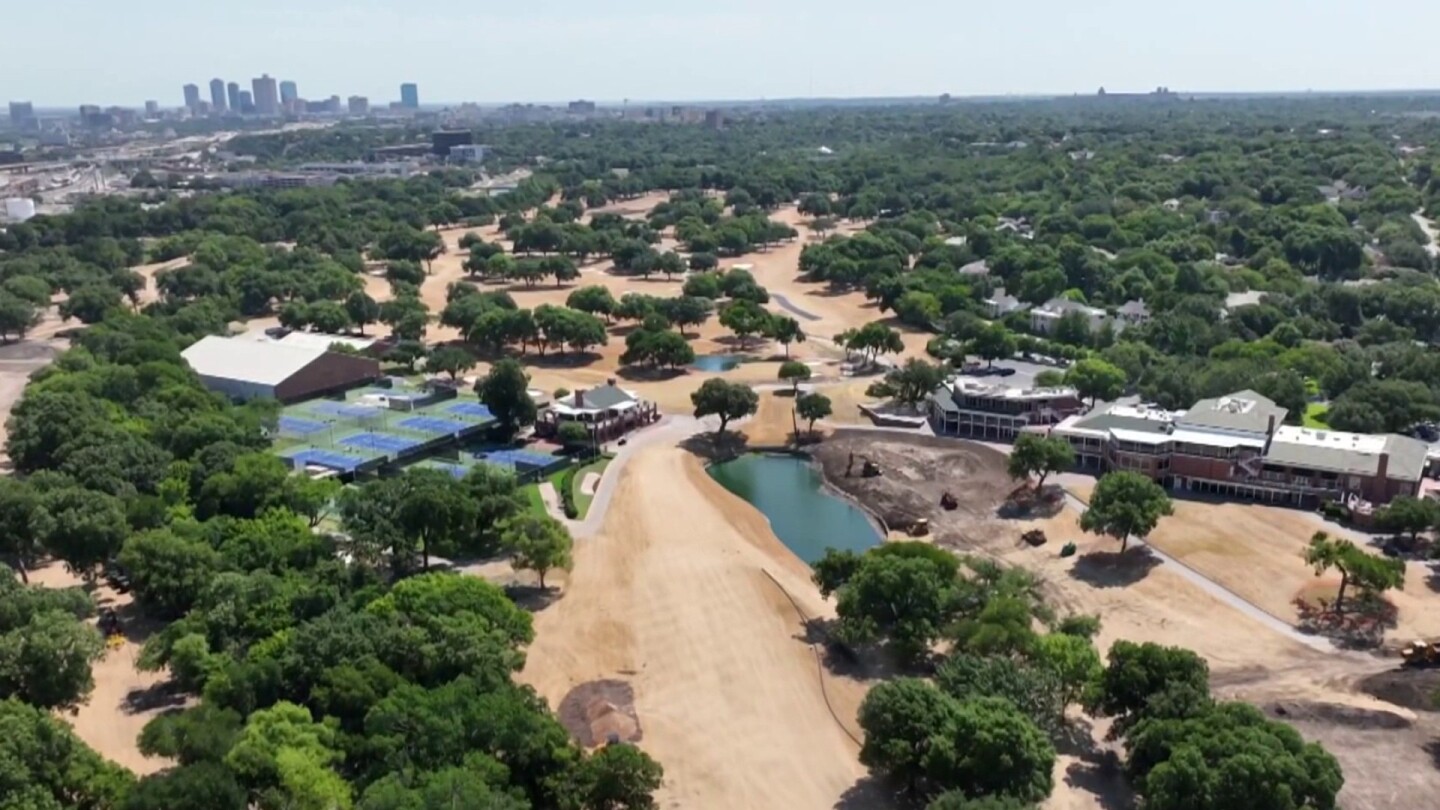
[929,378,1086,440]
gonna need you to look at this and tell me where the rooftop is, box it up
[1176,390,1287,435]
[951,377,1078,401]
[1268,426,1428,481]
[275,331,378,352]
[552,383,640,415]
[1033,298,1105,318]
[182,335,326,386]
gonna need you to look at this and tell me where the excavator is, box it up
[1400,639,1440,668]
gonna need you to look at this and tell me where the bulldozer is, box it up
[1401,639,1440,668]
[909,519,930,537]
[940,492,958,511]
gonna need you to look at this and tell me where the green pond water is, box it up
[691,353,746,372]
[708,454,883,564]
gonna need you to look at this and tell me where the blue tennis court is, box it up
[477,448,560,470]
[339,432,423,453]
[283,448,366,472]
[398,416,472,435]
[278,416,327,435]
[447,402,494,419]
[308,401,386,419]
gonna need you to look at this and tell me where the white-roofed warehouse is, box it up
[182,335,381,402]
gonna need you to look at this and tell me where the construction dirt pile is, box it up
[1356,668,1440,713]
[558,679,642,747]
[812,431,1013,533]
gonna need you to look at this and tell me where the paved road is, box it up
[770,293,822,322]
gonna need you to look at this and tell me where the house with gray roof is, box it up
[536,380,659,442]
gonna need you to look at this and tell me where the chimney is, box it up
[607,377,617,386]
[1377,451,1389,482]
[575,389,585,408]
[1266,414,1276,435]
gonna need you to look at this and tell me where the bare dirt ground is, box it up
[519,436,873,810]
[28,560,181,776]
[809,432,1440,810]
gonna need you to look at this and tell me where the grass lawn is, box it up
[521,467,575,518]
[571,455,614,519]
[1303,402,1331,429]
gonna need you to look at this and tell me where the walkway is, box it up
[770,292,822,322]
[1060,489,1343,654]
[1412,210,1440,258]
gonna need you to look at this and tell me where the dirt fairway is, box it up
[519,435,871,809]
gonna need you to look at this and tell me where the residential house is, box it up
[928,378,1085,440]
[958,259,991,278]
[1114,299,1151,328]
[1030,298,1109,335]
[1223,290,1267,311]
[984,287,1027,318]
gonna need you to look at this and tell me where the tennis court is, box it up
[398,416,472,435]
[447,402,494,419]
[282,448,368,473]
[476,448,562,471]
[339,432,424,454]
[308,401,387,420]
[278,416,328,435]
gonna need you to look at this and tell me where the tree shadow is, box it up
[679,430,750,461]
[710,335,769,352]
[122,680,187,715]
[1425,562,1440,593]
[1063,753,1132,810]
[833,775,896,810]
[522,351,604,369]
[1068,546,1163,588]
[504,584,562,613]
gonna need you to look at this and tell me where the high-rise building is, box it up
[144,100,159,117]
[182,83,201,111]
[8,101,36,129]
[567,100,596,115]
[227,82,242,112]
[238,91,254,114]
[210,78,227,112]
[400,83,419,109]
[252,74,280,115]
[279,81,298,105]
[347,96,369,115]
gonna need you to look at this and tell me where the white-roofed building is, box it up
[276,331,379,353]
[535,380,659,441]
[181,335,381,402]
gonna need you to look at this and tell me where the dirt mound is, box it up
[1358,668,1440,713]
[813,431,1012,532]
[557,679,642,747]
[1265,700,1412,730]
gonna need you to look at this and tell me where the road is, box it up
[1412,210,1440,258]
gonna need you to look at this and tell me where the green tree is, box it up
[936,652,1064,737]
[766,315,806,357]
[885,358,947,406]
[226,701,343,801]
[502,513,575,589]
[1007,434,1075,489]
[477,359,538,439]
[796,392,832,436]
[118,528,223,620]
[1303,531,1405,616]
[1125,702,1343,810]
[971,324,1016,368]
[682,272,722,299]
[59,284,122,324]
[341,469,479,572]
[690,378,759,435]
[561,743,665,810]
[34,485,129,582]
[426,346,478,380]
[834,544,957,664]
[0,608,104,709]
[0,478,45,582]
[923,697,1056,804]
[344,291,381,335]
[1079,472,1173,552]
[567,286,618,322]
[858,678,961,792]
[1064,358,1126,405]
[718,299,769,349]
[1031,633,1102,719]
[0,698,134,808]
[387,340,428,371]
[778,359,812,394]
[557,421,593,454]
[1374,495,1439,543]
[1085,640,1210,733]
[124,763,248,810]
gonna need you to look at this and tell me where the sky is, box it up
[6,0,1440,107]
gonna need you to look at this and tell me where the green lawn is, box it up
[1303,403,1331,429]
[571,456,614,519]
[521,467,575,518]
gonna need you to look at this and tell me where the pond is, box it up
[691,353,747,372]
[708,454,883,564]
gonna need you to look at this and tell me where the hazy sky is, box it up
[6,1,1440,107]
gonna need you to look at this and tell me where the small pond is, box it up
[708,454,883,564]
[691,353,747,372]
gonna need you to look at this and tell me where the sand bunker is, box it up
[558,679,642,747]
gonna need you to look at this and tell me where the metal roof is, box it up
[930,387,960,414]
[182,335,327,387]
[1266,426,1428,481]
[1176,390,1286,435]
[559,384,638,413]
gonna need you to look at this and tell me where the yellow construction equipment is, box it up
[1401,639,1440,667]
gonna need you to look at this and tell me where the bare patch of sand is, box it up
[519,439,869,809]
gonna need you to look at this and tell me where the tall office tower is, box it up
[8,101,36,128]
[182,83,201,111]
[400,83,419,109]
[252,74,280,115]
[347,96,369,115]
[227,82,242,112]
[238,91,254,114]
[279,81,298,104]
[144,100,159,117]
[209,78,227,112]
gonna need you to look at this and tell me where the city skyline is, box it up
[4,1,1440,106]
